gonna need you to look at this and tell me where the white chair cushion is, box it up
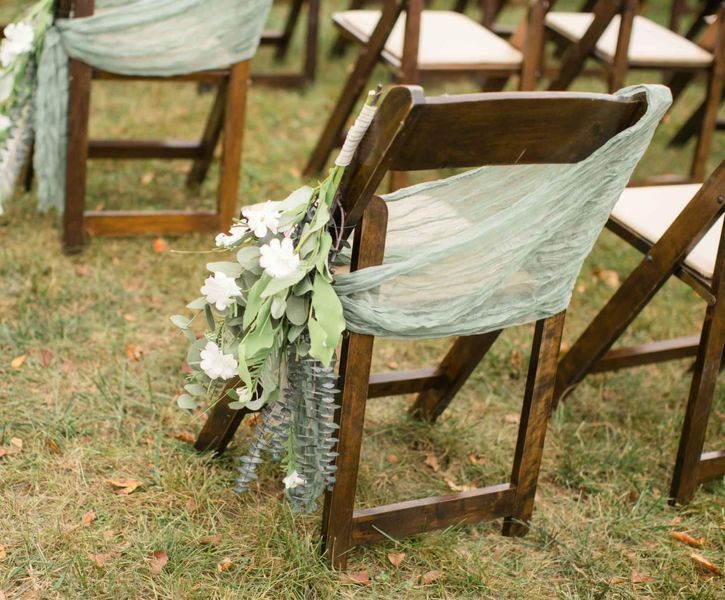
[611,184,721,279]
[333,10,523,69]
[545,13,713,68]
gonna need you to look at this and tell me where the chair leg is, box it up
[187,83,228,189]
[216,60,250,233]
[670,299,725,504]
[410,330,501,422]
[275,0,305,60]
[503,311,566,536]
[63,56,93,254]
[303,0,320,82]
[329,0,368,57]
[690,65,724,182]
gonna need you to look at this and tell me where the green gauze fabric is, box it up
[334,85,671,339]
[33,0,272,212]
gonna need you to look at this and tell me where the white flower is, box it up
[200,271,242,310]
[242,201,281,238]
[199,341,238,380]
[283,470,305,490]
[0,114,10,133]
[259,237,300,279]
[0,23,34,67]
[215,224,249,248]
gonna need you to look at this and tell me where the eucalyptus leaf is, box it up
[287,323,305,343]
[236,246,261,272]
[204,304,215,331]
[237,344,253,389]
[315,232,333,280]
[261,269,307,299]
[285,294,308,326]
[293,276,313,296]
[186,297,207,310]
[311,275,345,362]
[243,275,271,330]
[177,394,197,410]
[308,317,334,366]
[182,328,196,342]
[170,314,191,329]
[186,337,208,367]
[207,261,243,278]
[244,313,275,359]
[271,294,287,319]
[184,383,206,396]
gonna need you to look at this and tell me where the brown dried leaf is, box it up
[106,479,142,495]
[468,454,485,465]
[124,344,143,362]
[421,570,443,585]
[140,171,155,185]
[46,439,61,455]
[40,348,54,367]
[152,238,169,253]
[10,354,26,369]
[444,477,475,492]
[424,454,440,472]
[217,557,233,572]
[630,570,654,584]
[0,438,23,458]
[88,552,115,568]
[387,552,406,567]
[123,314,136,323]
[340,571,370,586]
[74,264,91,277]
[174,431,195,444]
[592,267,620,288]
[690,553,722,576]
[386,359,399,369]
[0,545,6,560]
[81,511,97,528]
[386,454,399,464]
[199,534,223,546]
[148,550,168,573]
[504,414,520,424]
[185,498,198,513]
[509,350,522,370]
[670,531,704,548]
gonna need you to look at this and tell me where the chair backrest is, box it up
[338,85,649,226]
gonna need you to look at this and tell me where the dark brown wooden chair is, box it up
[60,0,250,252]
[304,0,548,175]
[255,0,320,88]
[545,0,725,183]
[196,84,651,568]
[554,163,725,505]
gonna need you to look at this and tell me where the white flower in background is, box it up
[201,271,242,310]
[0,114,10,133]
[0,23,34,67]
[283,471,305,490]
[199,341,238,380]
[214,223,249,248]
[259,237,299,278]
[242,201,281,238]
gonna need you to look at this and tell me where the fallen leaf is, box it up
[592,267,620,289]
[88,552,115,568]
[81,511,97,528]
[424,454,440,472]
[608,576,627,585]
[152,238,169,253]
[421,570,442,585]
[106,479,142,495]
[198,534,223,546]
[386,454,399,464]
[46,439,61,455]
[123,314,136,323]
[124,344,143,361]
[504,414,520,424]
[0,437,23,458]
[10,354,26,369]
[509,350,522,370]
[217,557,233,572]
[690,553,722,576]
[670,531,704,548]
[386,359,399,369]
[74,264,91,277]
[340,571,370,586]
[185,498,198,513]
[40,348,54,367]
[0,545,6,560]
[468,454,485,465]
[147,550,168,573]
[387,552,406,567]
[444,477,475,492]
[630,570,654,584]
[174,431,195,444]
[140,171,155,185]
[289,166,301,178]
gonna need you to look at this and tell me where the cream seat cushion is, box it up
[545,13,713,68]
[612,184,721,279]
[332,10,523,70]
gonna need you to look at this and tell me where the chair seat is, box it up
[612,184,721,279]
[545,13,713,68]
[332,10,523,70]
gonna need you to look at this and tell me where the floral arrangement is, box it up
[0,0,53,214]
[173,90,381,511]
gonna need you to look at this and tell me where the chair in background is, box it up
[197,83,659,567]
[58,0,256,252]
[545,0,724,182]
[305,0,548,175]
[554,163,725,505]
[255,0,320,88]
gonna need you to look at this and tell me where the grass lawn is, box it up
[0,0,723,598]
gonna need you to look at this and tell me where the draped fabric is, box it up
[34,0,272,212]
[334,85,671,339]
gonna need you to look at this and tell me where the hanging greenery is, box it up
[172,90,380,511]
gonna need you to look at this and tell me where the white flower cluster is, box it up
[0,23,34,68]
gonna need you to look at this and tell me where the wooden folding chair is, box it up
[255,0,320,88]
[61,0,250,252]
[196,84,651,567]
[554,163,725,505]
[545,0,725,183]
[304,0,548,175]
